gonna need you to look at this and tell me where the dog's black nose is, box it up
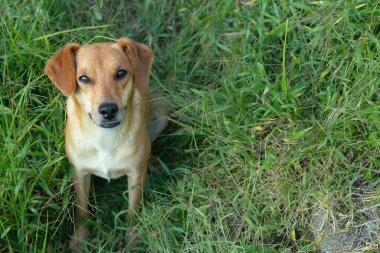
[99,103,118,120]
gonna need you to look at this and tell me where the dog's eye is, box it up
[116,70,128,80]
[78,75,91,84]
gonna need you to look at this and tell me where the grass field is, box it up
[1,0,379,252]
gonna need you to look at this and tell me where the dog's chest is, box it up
[67,128,146,180]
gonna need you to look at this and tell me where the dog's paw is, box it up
[126,225,139,248]
[69,239,85,253]
[69,225,89,252]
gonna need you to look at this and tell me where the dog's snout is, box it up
[99,103,118,120]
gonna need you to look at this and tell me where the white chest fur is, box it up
[67,130,143,180]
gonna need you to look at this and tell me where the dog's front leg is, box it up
[127,169,147,213]
[126,169,147,246]
[70,171,91,252]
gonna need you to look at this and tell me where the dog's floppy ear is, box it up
[44,43,80,96]
[117,38,153,91]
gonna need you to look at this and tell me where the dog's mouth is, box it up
[88,113,121,129]
[99,121,121,129]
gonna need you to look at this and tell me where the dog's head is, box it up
[44,38,153,129]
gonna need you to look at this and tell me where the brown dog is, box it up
[44,38,168,251]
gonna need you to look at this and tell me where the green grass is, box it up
[1,0,379,252]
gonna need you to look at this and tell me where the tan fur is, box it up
[44,38,168,252]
